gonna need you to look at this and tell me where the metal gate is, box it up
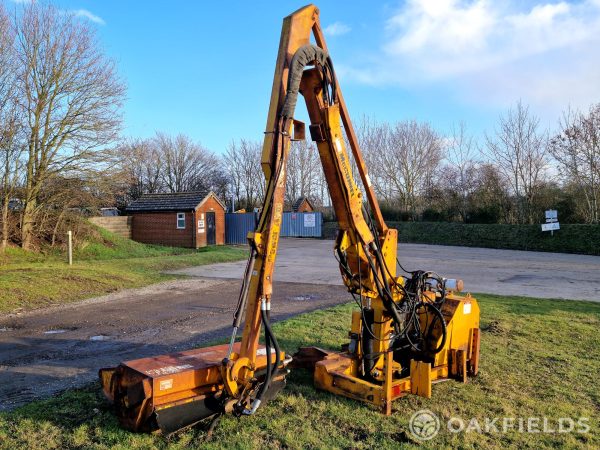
[225,213,257,244]
[281,212,322,237]
[226,212,322,244]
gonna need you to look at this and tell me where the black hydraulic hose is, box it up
[281,45,331,119]
[256,308,272,399]
[364,251,406,337]
[369,247,405,329]
[264,310,281,373]
[373,244,393,297]
[255,306,282,404]
[422,302,447,354]
[362,308,376,375]
[232,250,256,328]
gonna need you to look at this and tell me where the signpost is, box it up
[67,230,73,265]
[542,210,559,236]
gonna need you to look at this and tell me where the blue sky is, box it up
[7,1,600,153]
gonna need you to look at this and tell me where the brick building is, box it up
[291,196,314,213]
[127,191,225,248]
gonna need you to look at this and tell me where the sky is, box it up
[5,0,600,153]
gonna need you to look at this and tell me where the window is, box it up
[176,212,186,229]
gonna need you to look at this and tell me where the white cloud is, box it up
[71,9,105,25]
[323,21,351,36]
[8,3,106,26]
[342,1,600,113]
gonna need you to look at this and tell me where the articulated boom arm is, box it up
[233,3,392,370]
[225,4,480,416]
[224,5,402,409]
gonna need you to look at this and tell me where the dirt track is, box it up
[0,278,346,411]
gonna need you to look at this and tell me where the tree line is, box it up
[222,101,600,227]
[1,3,599,253]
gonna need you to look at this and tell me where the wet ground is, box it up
[0,278,346,411]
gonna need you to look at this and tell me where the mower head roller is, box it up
[99,343,287,433]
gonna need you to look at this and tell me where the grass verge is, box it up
[1,293,598,449]
[0,228,247,314]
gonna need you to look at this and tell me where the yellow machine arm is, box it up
[225,2,386,390]
[100,5,480,433]
[220,4,396,413]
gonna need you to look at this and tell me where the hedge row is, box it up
[322,221,600,256]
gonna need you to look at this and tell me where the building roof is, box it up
[126,191,224,212]
[292,196,313,212]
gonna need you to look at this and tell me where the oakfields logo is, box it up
[409,410,590,441]
[409,410,440,441]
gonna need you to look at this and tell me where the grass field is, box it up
[1,293,598,449]
[0,228,247,314]
[322,222,600,255]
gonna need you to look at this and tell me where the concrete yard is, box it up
[173,239,600,302]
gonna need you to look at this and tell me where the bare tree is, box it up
[156,133,219,193]
[285,138,322,205]
[224,140,243,210]
[471,163,512,223]
[443,122,480,222]
[118,138,163,201]
[224,139,264,210]
[355,116,394,204]
[378,120,443,217]
[0,4,21,250]
[550,105,600,223]
[0,107,21,250]
[486,101,548,224]
[14,3,125,249]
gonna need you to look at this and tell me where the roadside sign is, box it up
[543,210,559,235]
[541,222,560,232]
[545,210,558,222]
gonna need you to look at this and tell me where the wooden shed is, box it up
[127,191,225,248]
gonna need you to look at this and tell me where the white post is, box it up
[67,230,73,265]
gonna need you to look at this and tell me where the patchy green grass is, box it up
[0,228,247,314]
[1,293,598,449]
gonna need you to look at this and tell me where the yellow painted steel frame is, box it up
[233,2,389,398]
[314,295,481,414]
[237,3,481,414]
